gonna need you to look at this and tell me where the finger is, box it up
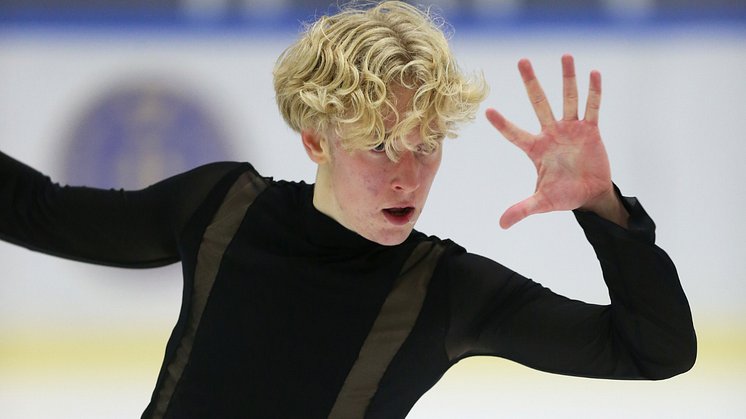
[583,70,602,125]
[485,108,534,154]
[562,54,578,121]
[499,195,542,229]
[499,191,557,229]
[518,58,555,128]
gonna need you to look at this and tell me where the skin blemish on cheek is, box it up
[365,174,381,193]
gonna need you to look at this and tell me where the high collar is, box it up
[301,183,380,252]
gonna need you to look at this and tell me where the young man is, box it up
[0,1,695,418]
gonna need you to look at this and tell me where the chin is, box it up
[367,227,414,247]
[374,237,408,246]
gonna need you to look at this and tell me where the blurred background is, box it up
[1,0,745,418]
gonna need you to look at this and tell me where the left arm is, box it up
[451,54,697,378]
[445,193,696,379]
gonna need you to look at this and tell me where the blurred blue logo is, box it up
[64,83,231,190]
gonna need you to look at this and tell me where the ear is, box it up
[301,130,330,164]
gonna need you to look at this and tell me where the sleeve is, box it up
[444,187,696,380]
[0,150,245,268]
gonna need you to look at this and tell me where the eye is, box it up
[372,142,386,153]
[415,143,437,156]
[416,144,431,155]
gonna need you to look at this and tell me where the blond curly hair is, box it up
[273,1,488,161]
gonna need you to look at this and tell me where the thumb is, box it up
[499,195,544,229]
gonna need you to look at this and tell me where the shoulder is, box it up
[176,161,259,186]
[419,236,523,301]
[402,233,516,289]
[407,232,514,280]
[169,161,270,237]
[249,177,314,216]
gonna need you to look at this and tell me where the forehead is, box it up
[388,84,415,112]
[383,85,416,129]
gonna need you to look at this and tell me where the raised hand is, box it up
[487,54,625,229]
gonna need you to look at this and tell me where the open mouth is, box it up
[382,207,415,225]
[385,207,413,217]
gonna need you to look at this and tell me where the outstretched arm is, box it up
[486,54,628,229]
[0,151,242,268]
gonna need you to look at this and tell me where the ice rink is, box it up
[1,5,745,418]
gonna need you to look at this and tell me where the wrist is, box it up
[578,187,629,228]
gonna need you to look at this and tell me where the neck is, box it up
[312,165,349,231]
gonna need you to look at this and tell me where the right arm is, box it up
[0,151,242,268]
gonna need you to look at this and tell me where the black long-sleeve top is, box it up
[0,151,696,419]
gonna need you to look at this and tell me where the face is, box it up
[311,88,443,246]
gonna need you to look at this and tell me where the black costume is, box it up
[0,151,696,419]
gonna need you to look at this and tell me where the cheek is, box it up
[421,156,442,189]
[346,159,387,196]
[364,173,384,194]
[332,159,385,205]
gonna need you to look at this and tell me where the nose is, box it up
[390,151,421,193]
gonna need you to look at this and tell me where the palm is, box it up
[487,55,612,229]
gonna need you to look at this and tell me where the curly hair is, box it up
[273,1,488,161]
